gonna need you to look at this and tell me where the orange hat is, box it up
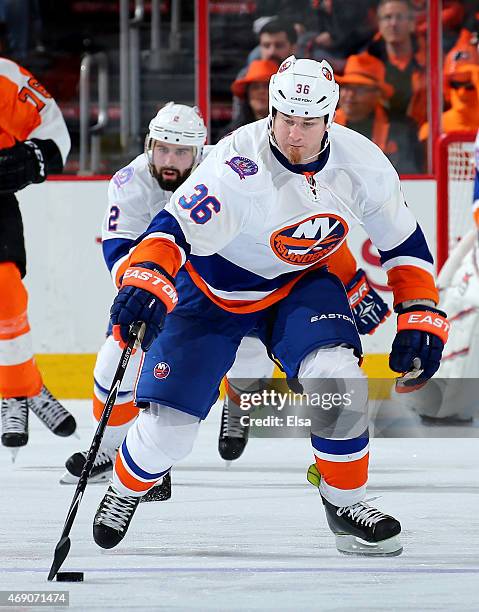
[336,53,394,99]
[231,60,279,99]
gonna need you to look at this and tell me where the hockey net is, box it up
[436,131,476,270]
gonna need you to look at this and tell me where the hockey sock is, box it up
[92,386,139,450]
[311,431,369,507]
[0,263,43,398]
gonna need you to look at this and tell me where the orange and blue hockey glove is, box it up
[389,304,449,393]
[110,262,177,351]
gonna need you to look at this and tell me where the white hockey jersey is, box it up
[102,148,213,286]
[129,118,438,312]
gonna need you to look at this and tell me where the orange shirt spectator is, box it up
[219,60,278,138]
[335,53,424,173]
[367,0,427,127]
[419,60,479,140]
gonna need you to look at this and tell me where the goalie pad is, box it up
[400,235,479,420]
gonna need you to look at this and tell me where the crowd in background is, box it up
[220,0,479,174]
[1,0,479,176]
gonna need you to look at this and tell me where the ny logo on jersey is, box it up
[270,213,348,265]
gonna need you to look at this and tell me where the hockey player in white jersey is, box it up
[61,103,390,483]
[92,57,448,556]
[60,102,207,497]
[408,129,479,424]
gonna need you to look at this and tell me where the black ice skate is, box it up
[1,397,29,456]
[60,448,117,484]
[28,386,76,437]
[218,395,249,461]
[93,484,140,549]
[140,471,172,502]
[322,495,402,556]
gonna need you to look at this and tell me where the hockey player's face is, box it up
[273,112,327,164]
[152,142,195,191]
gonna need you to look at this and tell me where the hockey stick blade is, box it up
[47,321,145,581]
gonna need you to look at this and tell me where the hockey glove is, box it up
[346,269,390,335]
[0,140,48,193]
[110,262,178,351]
[389,305,449,393]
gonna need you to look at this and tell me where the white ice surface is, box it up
[0,401,478,612]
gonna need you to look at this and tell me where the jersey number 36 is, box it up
[178,184,221,225]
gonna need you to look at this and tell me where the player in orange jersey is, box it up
[0,57,76,459]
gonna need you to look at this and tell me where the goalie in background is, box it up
[0,56,76,459]
[401,128,479,425]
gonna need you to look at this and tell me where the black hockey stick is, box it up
[47,321,145,581]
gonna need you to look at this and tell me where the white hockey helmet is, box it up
[145,101,207,173]
[269,55,339,128]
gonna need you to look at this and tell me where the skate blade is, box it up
[59,470,112,485]
[334,534,403,557]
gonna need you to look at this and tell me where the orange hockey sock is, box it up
[0,263,42,398]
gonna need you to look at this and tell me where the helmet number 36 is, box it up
[296,84,310,94]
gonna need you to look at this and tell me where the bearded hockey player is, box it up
[61,102,207,499]
[92,57,447,556]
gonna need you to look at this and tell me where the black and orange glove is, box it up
[110,262,177,351]
[389,305,449,392]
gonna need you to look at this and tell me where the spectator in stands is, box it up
[253,1,313,38]
[413,0,465,53]
[443,32,479,104]
[232,20,296,130]
[246,18,298,67]
[297,0,376,73]
[335,53,424,174]
[219,59,277,139]
[419,44,479,140]
[367,0,427,127]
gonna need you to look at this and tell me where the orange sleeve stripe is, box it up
[315,452,369,490]
[327,242,357,285]
[473,208,479,228]
[114,454,159,492]
[0,75,41,142]
[129,238,183,277]
[93,395,139,426]
[386,265,439,306]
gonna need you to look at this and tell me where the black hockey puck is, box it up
[56,571,84,582]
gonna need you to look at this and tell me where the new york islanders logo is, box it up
[270,214,348,266]
[225,156,258,179]
[154,362,170,379]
